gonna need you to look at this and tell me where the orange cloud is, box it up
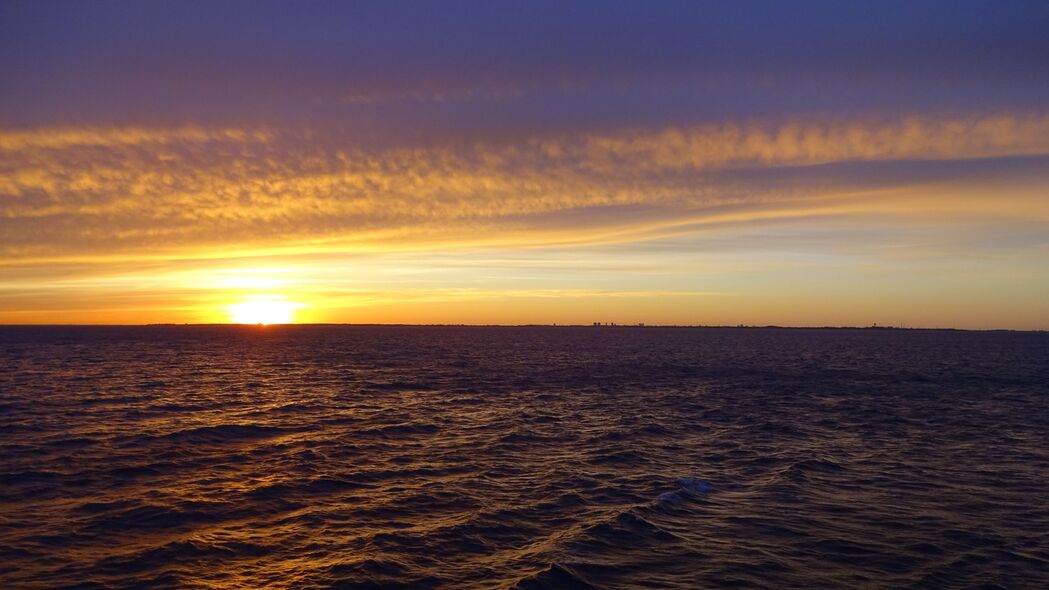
[2,112,1048,266]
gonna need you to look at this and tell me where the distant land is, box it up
[1,323,1040,333]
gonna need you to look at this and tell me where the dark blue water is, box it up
[1,326,1048,589]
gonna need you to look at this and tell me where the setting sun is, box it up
[227,298,301,325]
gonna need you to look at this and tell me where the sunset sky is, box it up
[2,1,1048,328]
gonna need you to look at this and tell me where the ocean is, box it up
[1,326,1047,589]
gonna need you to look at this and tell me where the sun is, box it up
[227,298,300,325]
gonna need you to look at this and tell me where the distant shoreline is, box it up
[0,324,1044,333]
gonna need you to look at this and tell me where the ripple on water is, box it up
[1,326,1048,588]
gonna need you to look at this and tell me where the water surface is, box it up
[1,326,1047,588]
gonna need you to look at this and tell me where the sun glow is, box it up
[227,298,301,324]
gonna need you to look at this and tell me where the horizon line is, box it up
[0,323,1045,333]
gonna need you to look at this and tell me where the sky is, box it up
[2,1,1048,328]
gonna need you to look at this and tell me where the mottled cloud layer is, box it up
[4,113,1048,261]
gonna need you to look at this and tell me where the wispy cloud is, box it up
[3,113,1048,262]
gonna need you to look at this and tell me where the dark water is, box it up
[1,326,1048,589]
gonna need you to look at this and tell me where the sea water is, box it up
[1,326,1047,588]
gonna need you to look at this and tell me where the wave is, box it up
[512,563,599,589]
[356,423,441,438]
[3,326,1048,588]
[246,477,374,500]
[658,477,713,504]
[95,539,271,575]
[119,424,296,446]
[81,501,248,535]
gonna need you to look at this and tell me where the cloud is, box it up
[4,2,1047,128]
[0,127,271,152]
[576,114,1049,171]
[2,112,1048,264]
